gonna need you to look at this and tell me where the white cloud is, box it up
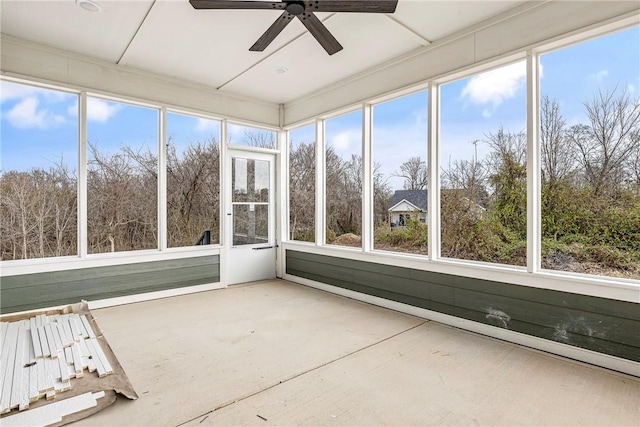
[628,83,636,94]
[330,130,361,156]
[1,82,41,103]
[85,97,120,122]
[195,118,217,132]
[5,96,64,129]
[1,81,70,104]
[461,61,526,116]
[589,69,609,82]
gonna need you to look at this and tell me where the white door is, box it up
[226,150,276,285]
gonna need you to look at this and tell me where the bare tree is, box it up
[541,95,575,184]
[243,129,276,149]
[569,87,640,196]
[393,156,427,190]
[289,141,315,241]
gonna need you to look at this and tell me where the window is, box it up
[227,123,276,149]
[87,97,158,253]
[166,112,221,247]
[289,124,316,242]
[372,91,428,255]
[440,61,527,266]
[0,80,78,260]
[325,110,363,247]
[539,26,640,279]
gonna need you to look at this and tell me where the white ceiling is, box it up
[0,0,526,105]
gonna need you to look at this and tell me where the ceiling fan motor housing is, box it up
[285,1,305,16]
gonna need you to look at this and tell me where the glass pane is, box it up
[289,124,316,242]
[440,61,527,267]
[233,203,269,245]
[166,112,220,247]
[232,158,269,203]
[373,91,428,255]
[87,97,158,253]
[227,123,276,149]
[0,81,78,260]
[540,26,640,280]
[325,110,362,247]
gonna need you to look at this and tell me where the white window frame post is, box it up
[526,50,541,274]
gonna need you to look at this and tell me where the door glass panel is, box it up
[232,157,270,246]
[232,158,269,202]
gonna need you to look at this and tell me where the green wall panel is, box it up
[286,250,640,362]
[1,255,220,314]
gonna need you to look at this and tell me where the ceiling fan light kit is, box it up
[189,0,399,55]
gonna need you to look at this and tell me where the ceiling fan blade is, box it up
[250,11,295,51]
[297,12,343,55]
[310,0,398,13]
[189,0,285,10]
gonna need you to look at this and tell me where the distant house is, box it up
[388,190,427,227]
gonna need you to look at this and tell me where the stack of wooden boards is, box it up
[0,313,114,414]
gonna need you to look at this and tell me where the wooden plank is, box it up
[18,322,34,411]
[37,325,50,358]
[53,378,70,392]
[45,390,55,401]
[30,325,43,359]
[89,338,113,375]
[0,322,8,345]
[36,355,46,396]
[80,315,96,339]
[43,324,57,359]
[28,364,38,403]
[9,321,26,410]
[64,347,74,366]
[78,340,94,372]
[26,331,38,403]
[1,391,105,427]
[69,314,82,341]
[49,323,64,358]
[0,321,19,413]
[57,355,70,382]
[60,317,74,347]
[42,357,55,393]
[84,339,106,377]
[70,343,83,378]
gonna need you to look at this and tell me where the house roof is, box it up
[389,190,427,212]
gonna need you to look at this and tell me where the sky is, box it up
[2,25,639,190]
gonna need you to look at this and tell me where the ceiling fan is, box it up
[189,0,399,55]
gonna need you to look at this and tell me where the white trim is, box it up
[316,119,326,246]
[282,242,640,303]
[526,51,541,274]
[226,144,279,155]
[1,247,221,276]
[362,103,373,253]
[277,129,288,278]
[78,92,88,259]
[284,274,640,378]
[158,106,167,252]
[388,199,422,213]
[220,120,229,286]
[226,118,280,133]
[531,12,639,57]
[427,83,440,260]
[88,281,225,310]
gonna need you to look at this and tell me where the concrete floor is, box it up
[75,280,639,426]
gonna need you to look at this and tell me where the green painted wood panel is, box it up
[0,255,220,314]
[286,250,640,362]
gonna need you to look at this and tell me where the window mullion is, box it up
[427,83,441,260]
[526,51,541,273]
[78,92,88,258]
